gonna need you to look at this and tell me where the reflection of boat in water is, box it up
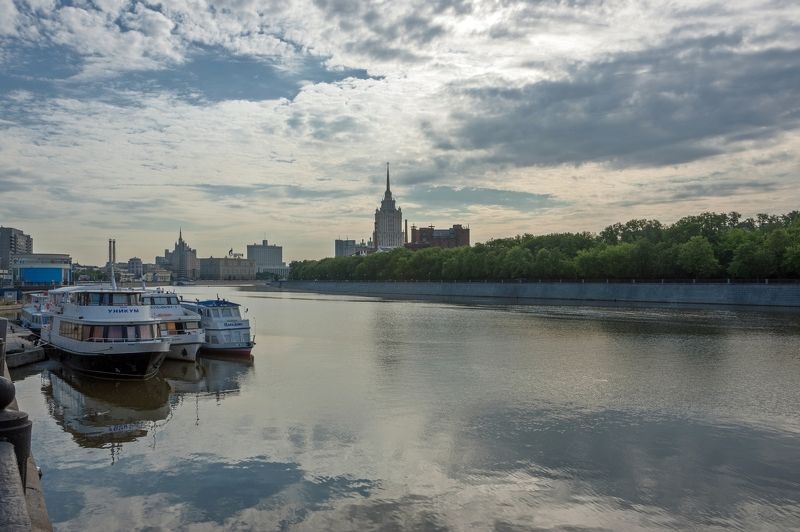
[42,367,172,450]
[160,359,207,394]
[159,357,253,399]
[199,356,253,396]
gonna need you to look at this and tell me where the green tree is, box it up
[677,236,719,278]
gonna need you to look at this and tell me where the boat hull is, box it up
[199,343,253,360]
[165,341,201,362]
[53,349,168,380]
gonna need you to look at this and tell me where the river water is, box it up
[9,286,800,530]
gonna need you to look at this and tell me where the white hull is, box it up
[165,341,201,362]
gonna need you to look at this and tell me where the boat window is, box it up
[210,309,220,318]
[169,297,179,305]
[231,308,241,319]
[89,293,101,305]
[82,325,92,340]
[109,293,137,306]
[59,321,83,340]
[106,326,123,340]
[125,326,138,340]
[139,325,155,339]
[185,321,199,330]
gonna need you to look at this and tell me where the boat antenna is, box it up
[110,259,117,290]
[109,238,118,290]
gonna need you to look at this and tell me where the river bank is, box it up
[267,280,800,308]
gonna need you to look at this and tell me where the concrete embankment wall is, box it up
[277,281,800,308]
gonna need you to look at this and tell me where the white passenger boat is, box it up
[20,291,51,333]
[41,286,170,379]
[180,298,255,358]
[140,289,204,362]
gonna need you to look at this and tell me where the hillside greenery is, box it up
[290,211,800,281]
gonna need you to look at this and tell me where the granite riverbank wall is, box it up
[273,281,800,308]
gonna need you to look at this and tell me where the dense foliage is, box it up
[290,212,800,281]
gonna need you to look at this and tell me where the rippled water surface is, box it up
[11,287,800,530]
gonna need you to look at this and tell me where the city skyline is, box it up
[1,1,798,265]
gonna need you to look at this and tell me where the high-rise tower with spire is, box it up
[373,163,404,249]
[157,229,198,280]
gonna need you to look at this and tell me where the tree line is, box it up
[289,211,800,282]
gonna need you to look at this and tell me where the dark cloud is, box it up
[0,168,37,192]
[189,182,359,200]
[615,176,787,207]
[435,32,800,168]
[406,186,566,211]
[313,0,446,61]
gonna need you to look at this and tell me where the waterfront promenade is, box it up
[1,317,51,531]
[272,280,800,308]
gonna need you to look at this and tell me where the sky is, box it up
[0,0,798,264]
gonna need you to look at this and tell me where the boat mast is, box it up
[109,238,118,290]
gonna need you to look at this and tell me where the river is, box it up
[10,286,800,530]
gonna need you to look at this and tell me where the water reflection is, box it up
[42,368,172,455]
[12,290,800,530]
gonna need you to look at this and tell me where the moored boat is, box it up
[140,289,204,362]
[41,286,170,380]
[180,298,255,358]
[19,291,51,333]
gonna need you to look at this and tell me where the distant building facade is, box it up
[407,224,470,250]
[247,240,285,271]
[198,257,256,280]
[127,257,143,278]
[11,253,72,286]
[335,239,356,257]
[143,270,172,283]
[355,239,374,255]
[0,226,33,270]
[157,230,198,280]
[373,164,404,249]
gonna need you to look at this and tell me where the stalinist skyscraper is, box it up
[373,163,404,249]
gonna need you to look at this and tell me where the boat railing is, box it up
[81,337,166,344]
[160,330,203,337]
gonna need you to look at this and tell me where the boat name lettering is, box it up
[107,308,140,313]
[224,321,243,327]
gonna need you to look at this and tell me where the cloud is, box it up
[0,0,20,37]
[616,176,787,207]
[1,1,799,261]
[434,32,800,168]
[406,186,565,212]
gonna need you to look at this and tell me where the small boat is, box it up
[19,291,51,333]
[180,298,254,358]
[140,289,204,362]
[41,286,170,380]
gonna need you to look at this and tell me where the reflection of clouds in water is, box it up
[50,455,376,530]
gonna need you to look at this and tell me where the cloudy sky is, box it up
[1,0,798,264]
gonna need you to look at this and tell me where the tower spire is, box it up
[386,162,390,193]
